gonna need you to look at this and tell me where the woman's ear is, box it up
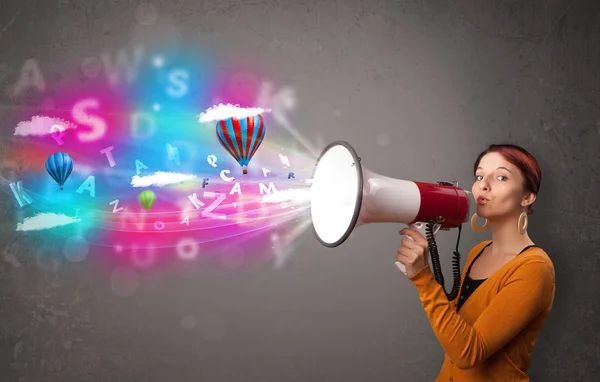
[521,192,536,209]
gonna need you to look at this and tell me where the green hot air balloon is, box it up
[138,190,156,211]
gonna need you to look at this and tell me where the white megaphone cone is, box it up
[309,141,477,276]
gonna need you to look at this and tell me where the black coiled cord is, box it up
[425,221,463,301]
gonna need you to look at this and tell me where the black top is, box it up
[456,242,538,313]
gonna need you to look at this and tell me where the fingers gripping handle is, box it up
[395,222,441,275]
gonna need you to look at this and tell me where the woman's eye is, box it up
[475,175,483,180]
[497,175,507,181]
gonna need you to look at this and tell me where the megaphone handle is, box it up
[395,222,440,276]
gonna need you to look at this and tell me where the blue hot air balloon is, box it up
[45,152,74,190]
[216,114,265,174]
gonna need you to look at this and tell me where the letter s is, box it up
[166,69,188,98]
[72,98,107,142]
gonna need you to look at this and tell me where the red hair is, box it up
[473,144,542,214]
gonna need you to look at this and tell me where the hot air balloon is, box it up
[45,152,74,190]
[216,114,265,174]
[138,190,156,211]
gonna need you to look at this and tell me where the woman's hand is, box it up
[395,228,430,278]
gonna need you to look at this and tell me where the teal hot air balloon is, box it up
[45,152,74,190]
[216,114,265,174]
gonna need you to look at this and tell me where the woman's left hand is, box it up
[396,228,430,278]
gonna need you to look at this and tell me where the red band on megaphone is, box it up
[411,182,469,228]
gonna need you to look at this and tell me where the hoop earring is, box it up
[470,213,489,232]
[518,212,528,235]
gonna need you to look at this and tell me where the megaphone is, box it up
[309,141,477,300]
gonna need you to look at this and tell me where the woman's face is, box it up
[471,152,533,220]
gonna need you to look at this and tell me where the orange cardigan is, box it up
[408,240,556,381]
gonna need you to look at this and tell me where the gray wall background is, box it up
[1,0,599,381]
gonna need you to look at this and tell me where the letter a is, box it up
[76,176,96,197]
[10,59,46,97]
[135,159,148,175]
[229,182,242,196]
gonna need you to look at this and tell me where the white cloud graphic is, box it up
[131,171,198,188]
[198,103,271,123]
[14,115,78,137]
[16,213,80,232]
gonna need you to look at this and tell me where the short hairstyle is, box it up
[474,144,542,214]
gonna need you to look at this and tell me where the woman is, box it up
[395,144,556,382]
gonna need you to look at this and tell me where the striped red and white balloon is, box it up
[216,115,265,174]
